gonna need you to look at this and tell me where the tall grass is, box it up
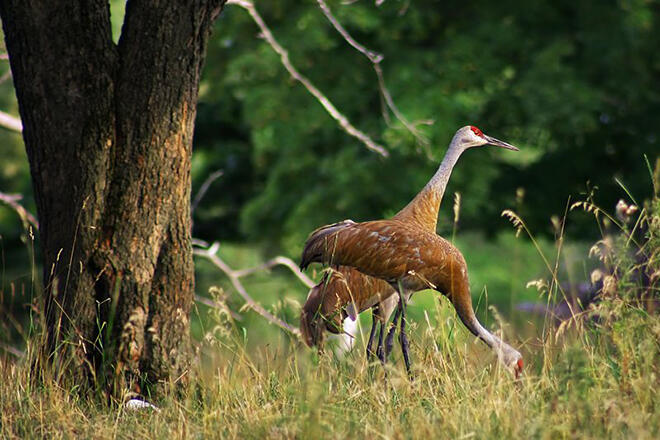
[1,193,658,439]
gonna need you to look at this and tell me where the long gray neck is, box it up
[423,140,465,201]
[469,317,520,369]
[393,135,466,230]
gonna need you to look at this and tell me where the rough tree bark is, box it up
[0,0,226,395]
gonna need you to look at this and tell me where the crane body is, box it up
[300,219,523,377]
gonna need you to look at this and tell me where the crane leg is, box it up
[365,312,378,360]
[384,307,401,358]
[376,321,386,364]
[398,293,413,379]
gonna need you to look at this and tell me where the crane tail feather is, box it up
[300,220,355,270]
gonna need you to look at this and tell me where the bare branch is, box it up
[0,68,11,84]
[226,0,388,157]
[191,169,224,215]
[233,255,315,288]
[0,342,25,359]
[193,241,302,337]
[373,63,433,146]
[0,110,22,133]
[194,294,244,321]
[318,0,383,64]
[317,0,432,148]
[0,192,38,229]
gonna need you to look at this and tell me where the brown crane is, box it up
[300,126,523,378]
[300,265,397,361]
[301,125,486,362]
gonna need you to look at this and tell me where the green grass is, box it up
[1,195,658,439]
[2,303,658,439]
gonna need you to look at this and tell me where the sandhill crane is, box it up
[300,266,398,362]
[300,126,523,378]
[301,125,489,361]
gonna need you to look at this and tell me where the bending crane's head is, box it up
[300,278,343,348]
[454,125,519,151]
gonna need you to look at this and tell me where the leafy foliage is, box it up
[192,0,659,251]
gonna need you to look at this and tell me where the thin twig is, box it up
[191,169,224,215]
[318,0,383,64]
[0,68,12,84]
[0,192,38,229]
[194,294,244,321]
[0,342,25,359]
[191,240,314,288]
[227,0,388,157]
[233,256,315,288]
[193,241,302,337]
[317,0,432,147]
[0,110,22,133]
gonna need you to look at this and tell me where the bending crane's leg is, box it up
[398,293,412,379]
[376,321,386,364]
[384,307,401,358]
[365,310,378,360]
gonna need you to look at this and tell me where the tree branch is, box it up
[0,192,38,229]
[317,0,432,148]
[193,241,302,337]
[0,342,24,359]
[191,169,224,215]
[226,0,388,158]
[0,110,22,133]
[194,294,243,321]
[233,255,315,288]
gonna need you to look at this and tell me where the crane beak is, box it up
[484,134,519,151]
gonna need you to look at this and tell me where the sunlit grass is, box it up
[2,300,658,439]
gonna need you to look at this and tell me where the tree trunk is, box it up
[0,0,225,396]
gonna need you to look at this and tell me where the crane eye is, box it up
[470,126,483,137]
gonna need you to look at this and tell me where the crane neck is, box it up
[450,287,521,372]
[393,140,465,231]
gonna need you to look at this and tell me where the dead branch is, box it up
[233,256,315,288]
[226,0,388,158]
[317,0,383,64]
[0,342,25,359]
[0,110,22,133]
[191,169,224,215]
[0,68,11,84]
[318,0,432,148]
[194,294,244,321]
[193,241,302,337]
[0,192,38,229]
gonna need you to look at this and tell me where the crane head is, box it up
[454,125,519,151]
[500,346,524,379]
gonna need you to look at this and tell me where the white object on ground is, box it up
[125,399,160,412]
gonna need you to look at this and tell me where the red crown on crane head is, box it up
[470,126,484,137]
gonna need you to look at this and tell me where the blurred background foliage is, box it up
[193,0,659,252]
[1,0,659,350]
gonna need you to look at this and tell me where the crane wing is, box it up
[300,219,443,282]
